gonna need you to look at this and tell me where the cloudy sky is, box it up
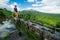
[0,0,60,13]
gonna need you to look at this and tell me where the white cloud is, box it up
[0,0,9,4]
[0,0,12,11]
[31,0,60,13]
[0,0,60,13]
[0,0,21,12]
[27,0,35,2]
[32,3,43,6]
[38,6,60,13]
[32,0,60,6]
[27,0,41,3]
[32,0,42,6]
[25,6,60,14]
[41,0,60,13]
[41,0,60,6]
[0,0,9,8]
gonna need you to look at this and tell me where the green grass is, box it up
[14,20,41,40]
[0,8,60,40]
[0,8,60,27]
[19,10,60,28]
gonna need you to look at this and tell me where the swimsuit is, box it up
[14,8,17,12]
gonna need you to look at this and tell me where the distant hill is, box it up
[20,10,60,27]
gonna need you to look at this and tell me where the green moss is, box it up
[14,20,41,40]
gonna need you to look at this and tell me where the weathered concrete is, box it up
[19,18,60,40]
[6,30,25,40]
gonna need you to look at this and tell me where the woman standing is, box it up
[14,5,18,20]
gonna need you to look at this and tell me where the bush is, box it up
[56,22,60,28]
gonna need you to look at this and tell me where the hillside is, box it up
[0,8,60,27]
[20,10,60,28]
[0,9,7,23]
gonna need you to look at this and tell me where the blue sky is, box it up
[8,0,42,9]
[0,0,60,14]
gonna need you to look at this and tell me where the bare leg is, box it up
[15,12,18,19]
[15,12,18,18]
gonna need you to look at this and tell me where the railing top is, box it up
[19,18,60,40]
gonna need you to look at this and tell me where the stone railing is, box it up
[17,18,60,40]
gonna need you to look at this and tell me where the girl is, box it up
[14,5,18,20]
